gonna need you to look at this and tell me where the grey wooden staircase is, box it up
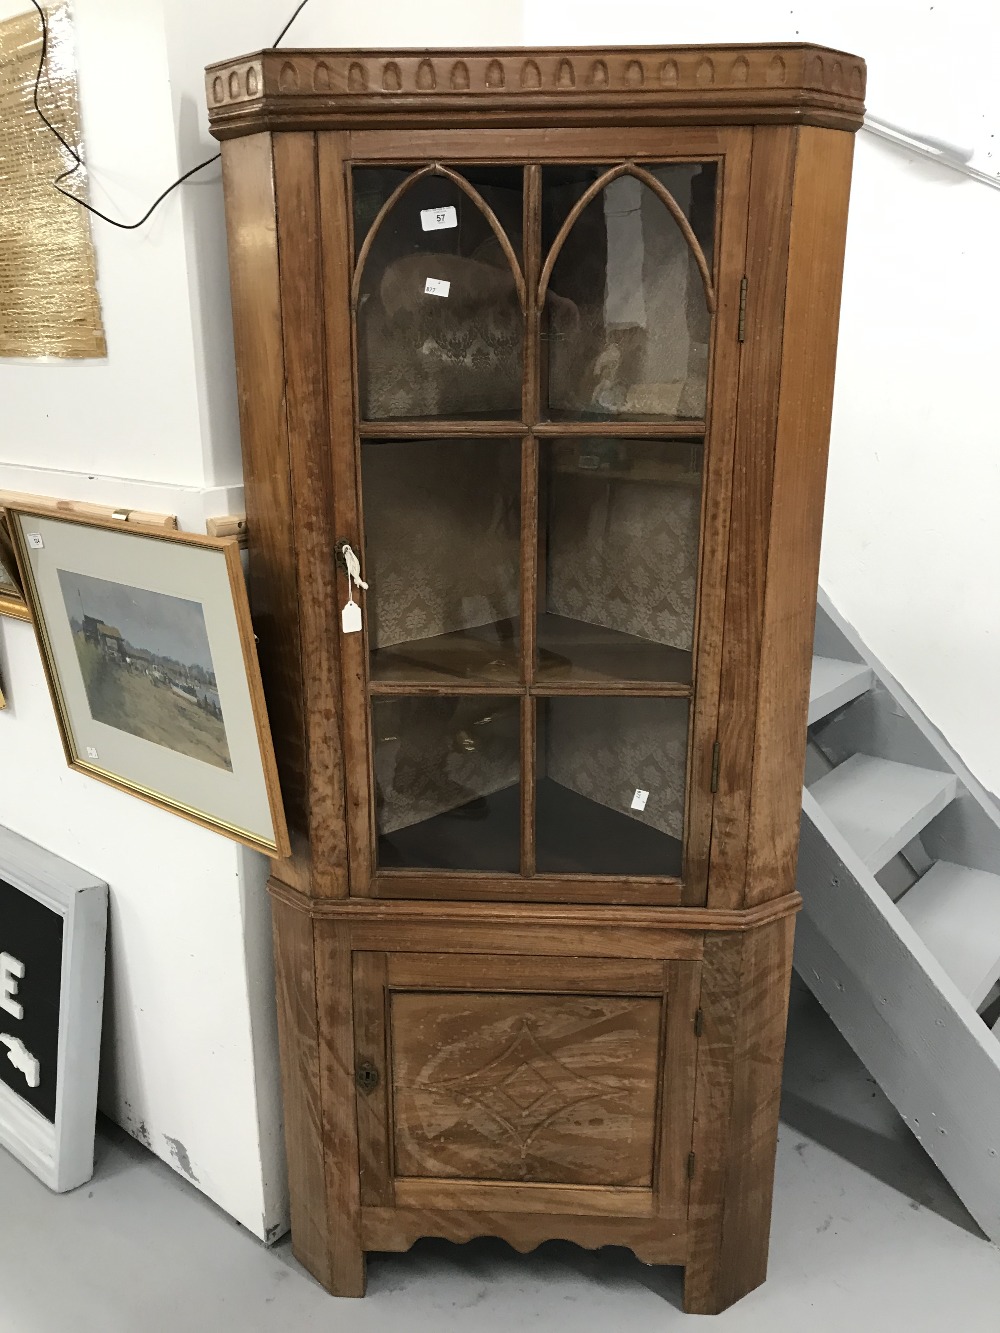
[796,590,1000,1244]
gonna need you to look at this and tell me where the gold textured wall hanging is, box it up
[0,3,106,358]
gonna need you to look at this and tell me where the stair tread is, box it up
[809,656,874,725]
[809,754,958,873]
[899,861,1000,1008]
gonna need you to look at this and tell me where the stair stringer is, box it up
[796,789,1000,1244]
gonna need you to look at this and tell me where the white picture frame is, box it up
[0,824,108,1192]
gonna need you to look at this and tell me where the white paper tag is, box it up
[424,277,451,298]
[26,532,44,550]
[342,601,362,634]
[85,746,100,761]
[420,205,458,232]
[631,788,650,812]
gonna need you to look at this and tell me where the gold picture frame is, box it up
[8,506,290,857]
[0,512,30,620]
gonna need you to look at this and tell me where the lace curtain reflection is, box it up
[545,697,689,842]
[354,167,525,420]
[543,164,715,420]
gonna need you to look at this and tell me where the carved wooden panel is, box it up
[390,991,661,1186]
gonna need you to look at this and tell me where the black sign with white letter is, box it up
[0,875,63,1122]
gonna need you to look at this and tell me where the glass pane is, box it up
[353,166,524,421]
[541,163,716,422]
[536,696,688,877]
[374,695,521,872]
[537,438,702,684]
[363,438,521,684]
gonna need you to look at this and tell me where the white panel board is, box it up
[0,824,107,1192]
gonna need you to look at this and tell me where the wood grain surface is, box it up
[214,54,858,1309]
[684,917,795,1313]
[390,991,661,1186]
[270,896,331,1284]
[744,127,856,905]
[707,126,797,910]
[206,45,866,139]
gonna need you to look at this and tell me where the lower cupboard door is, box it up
[352,951,699,1236]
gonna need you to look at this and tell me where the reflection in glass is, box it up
[537,439,703,684]
[374,695,521,872]
[353,166,524,420]
[536,696,688,877]
[541,163,716,422]
[363,439,521,684]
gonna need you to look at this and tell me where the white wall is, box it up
[4,0,995,1242]
[526,0,1000,795]
[0,0,528,1239]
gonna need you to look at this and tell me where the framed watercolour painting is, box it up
[7,507,290,857]
[0,514,30,621]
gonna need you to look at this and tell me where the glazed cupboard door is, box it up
[353,950,699,1257]
[331,128,751,906]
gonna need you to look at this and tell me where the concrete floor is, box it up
[4,978,1000,1332]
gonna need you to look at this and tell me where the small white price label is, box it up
[424,277,451,298]
[631,789,650,812]
[85,746,100,761]
[342,601,362,634]
[420,205,457,232]
[26,532,44,549]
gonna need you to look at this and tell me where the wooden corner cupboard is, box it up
[207,42,863,1314]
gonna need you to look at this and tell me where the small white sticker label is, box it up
[85,746,100,760]
[420,205,458,232]
[424,277,451,298]
[26,532,44,549]
[631,789,650,812]
[342,601,362,634]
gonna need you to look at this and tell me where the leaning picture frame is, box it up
[0,512,30,621]
[7,506,290,857]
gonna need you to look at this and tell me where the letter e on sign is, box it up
[0,952,25,1020]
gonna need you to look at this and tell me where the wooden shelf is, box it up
[378,781,521,874]
[535,778,683,878]
[360,419,525,437]
[536,421,707,438]
[368,615,693,692]
[358,420,708,439]
[537,613,692,688]
[547,458,702,488]
[376,777,683,880]
[370,622,519,688]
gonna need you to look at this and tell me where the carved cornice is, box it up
[205,44,866,138]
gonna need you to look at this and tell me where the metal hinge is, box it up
[687,1151,697,1180]
[694,1008,704,1038]
[738,276,748,342]
[710,742,721,794]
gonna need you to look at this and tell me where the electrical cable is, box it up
[27,0,314,231]
[273,0,313,48]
